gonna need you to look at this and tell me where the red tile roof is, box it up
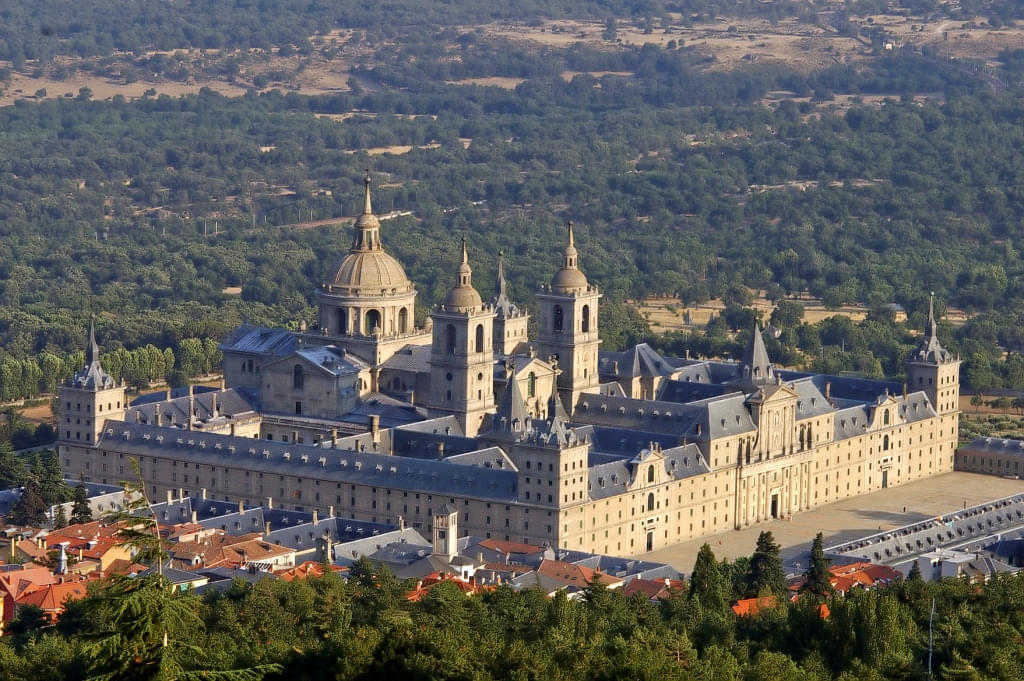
[622,578,685,601]
[17,581,88,613]
[536,560,621,589]
[478,538,545,556]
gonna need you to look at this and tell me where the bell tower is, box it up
[426,238,496,437]
[536,222,601,410]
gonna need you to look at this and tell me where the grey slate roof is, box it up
[127,389,259,428]
[598,343,678,378]
[379,344,431,373]
[97,422,519,502]
[218,325,296,357]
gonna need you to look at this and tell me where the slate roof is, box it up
[97,422,519,502]
[598,343,678,379]
[218,325,296,357]
[127,388,259,428]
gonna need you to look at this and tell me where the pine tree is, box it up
[802,532,833,598]
[9,476,47,526]
[907,560,923,581]
[0,439,26,488]
[70,481,93,525]
[748,530,786,597]
[53,502,68,529]
[688,543,727,612]
[36,449,71,505]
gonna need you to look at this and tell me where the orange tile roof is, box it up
[17,581,88,614]
[732,596,778,617]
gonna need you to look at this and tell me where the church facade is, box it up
[58,177,961,557]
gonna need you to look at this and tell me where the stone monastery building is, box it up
[59,176,961,556]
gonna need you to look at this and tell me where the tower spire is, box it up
[496,250,507,298]
[563,220,578,269]
[362,169,373,215]
[927,291,937,338]
[88,315,100,365]
[351,170,382,251]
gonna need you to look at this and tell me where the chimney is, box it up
[220,377,226,391]
[188,384,194,398]
[166,490,173,504]
[55,542,68,575]
[238,500,244,514]
[327,505,334,518]
[612,360,619,375]
[178,488,184,502]
[265,521,271,535]
[369,414,380,441]
[437,442,445,458]
[201,488,207,501]
[903,382,908,399]
[135,411,141,423]
[191,510,198,524]
[330,429,338,447]
[230,423,236,436]
[165,388,171,400]
[211,393,218,418]
[825,381,831,400]
[312,509,319,525]
[154,404,162,427]
[266,497,273,509]
[397,515,405,530]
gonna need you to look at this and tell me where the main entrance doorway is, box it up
[646,532,654,552]
[770,493,779,519]
[881,470,888,489]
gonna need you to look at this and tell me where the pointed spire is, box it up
[352,170,382,250]
[362,169,373,215]
[461,235,469,264]
[493,250,519,318]
[88,315,100,365]
[563,220,578,268]
[496,250,507,297]
[739,322,772,389]
[926,291,937,338]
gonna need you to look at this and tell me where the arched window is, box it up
[336,309,347,334]
[553,305,564,333]
[475,324,484,353]
[398,308,409,334]
[647,493,655,512]
[883,435,889,451]
[647,465,655,483]
[445,324,457,355]
[365,309,381,334]
[883,409,890,425]
[293,365,304,390]
[581,305,590,332]
[527,372,536,398]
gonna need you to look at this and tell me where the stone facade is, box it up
[59,180,962,557]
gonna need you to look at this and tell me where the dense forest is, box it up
[1,1,1024,394]
[2,548,1024,681]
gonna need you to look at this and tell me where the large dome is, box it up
[322,174,414,295]
[326,250,413,294]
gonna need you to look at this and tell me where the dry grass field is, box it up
[1,11,1020,110]
[636,291,934,335]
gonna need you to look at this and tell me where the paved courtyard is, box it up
[640,472,1024,575]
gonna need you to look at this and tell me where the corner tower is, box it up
[315,173,426,366]
[536,222,601,409]
[905,294,960,415]
[58,318,126,447]
[426,238,496,437]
